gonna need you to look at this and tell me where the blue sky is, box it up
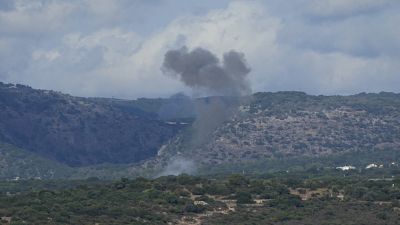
[0,0,399,98]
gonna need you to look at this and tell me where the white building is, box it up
[366,164,378,169]
[336,166,356,171]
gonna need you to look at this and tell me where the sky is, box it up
[0,0,399,99]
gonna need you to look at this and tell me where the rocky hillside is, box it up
[1,82,400,178]
[0,82,186,166]
[159,92,400,166]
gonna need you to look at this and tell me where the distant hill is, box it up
[0,82,186,167]
[1,82,400,179]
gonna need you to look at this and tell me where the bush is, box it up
[235,191,254,204]
[184,203,205,213]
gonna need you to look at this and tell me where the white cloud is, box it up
[32,50,60,61]
[84,0,120,16]
[119,1,281,97]
[135,0,399,95]
[302,0,395,18]
[0,0,399,98]
[0,0,75,36]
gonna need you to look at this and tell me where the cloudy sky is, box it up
[1,0,399,98]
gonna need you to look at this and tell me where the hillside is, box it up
[157,92,400,168]
[0,142,73,180]
[1,82,400,179]
[0,82,186,167]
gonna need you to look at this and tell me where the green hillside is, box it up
[0,143,73,180]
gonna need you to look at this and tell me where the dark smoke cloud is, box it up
[158,46,252,176]
[162,46,251,96]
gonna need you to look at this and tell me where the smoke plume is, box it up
[158,46,252,176]
[162,46,251,96]
[157,157,197,177]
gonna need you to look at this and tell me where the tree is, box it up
[235,191,254,204]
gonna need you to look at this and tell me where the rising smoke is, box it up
[157,92,195,120]
[158,156,197,177]
[158,46,252,176]
[162,46,251,96]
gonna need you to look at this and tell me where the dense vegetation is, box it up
[0,143,74,180]
[1,141,399,181]
[0,82,185,166]
[0,169,399,224]
[197,148,400,176]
